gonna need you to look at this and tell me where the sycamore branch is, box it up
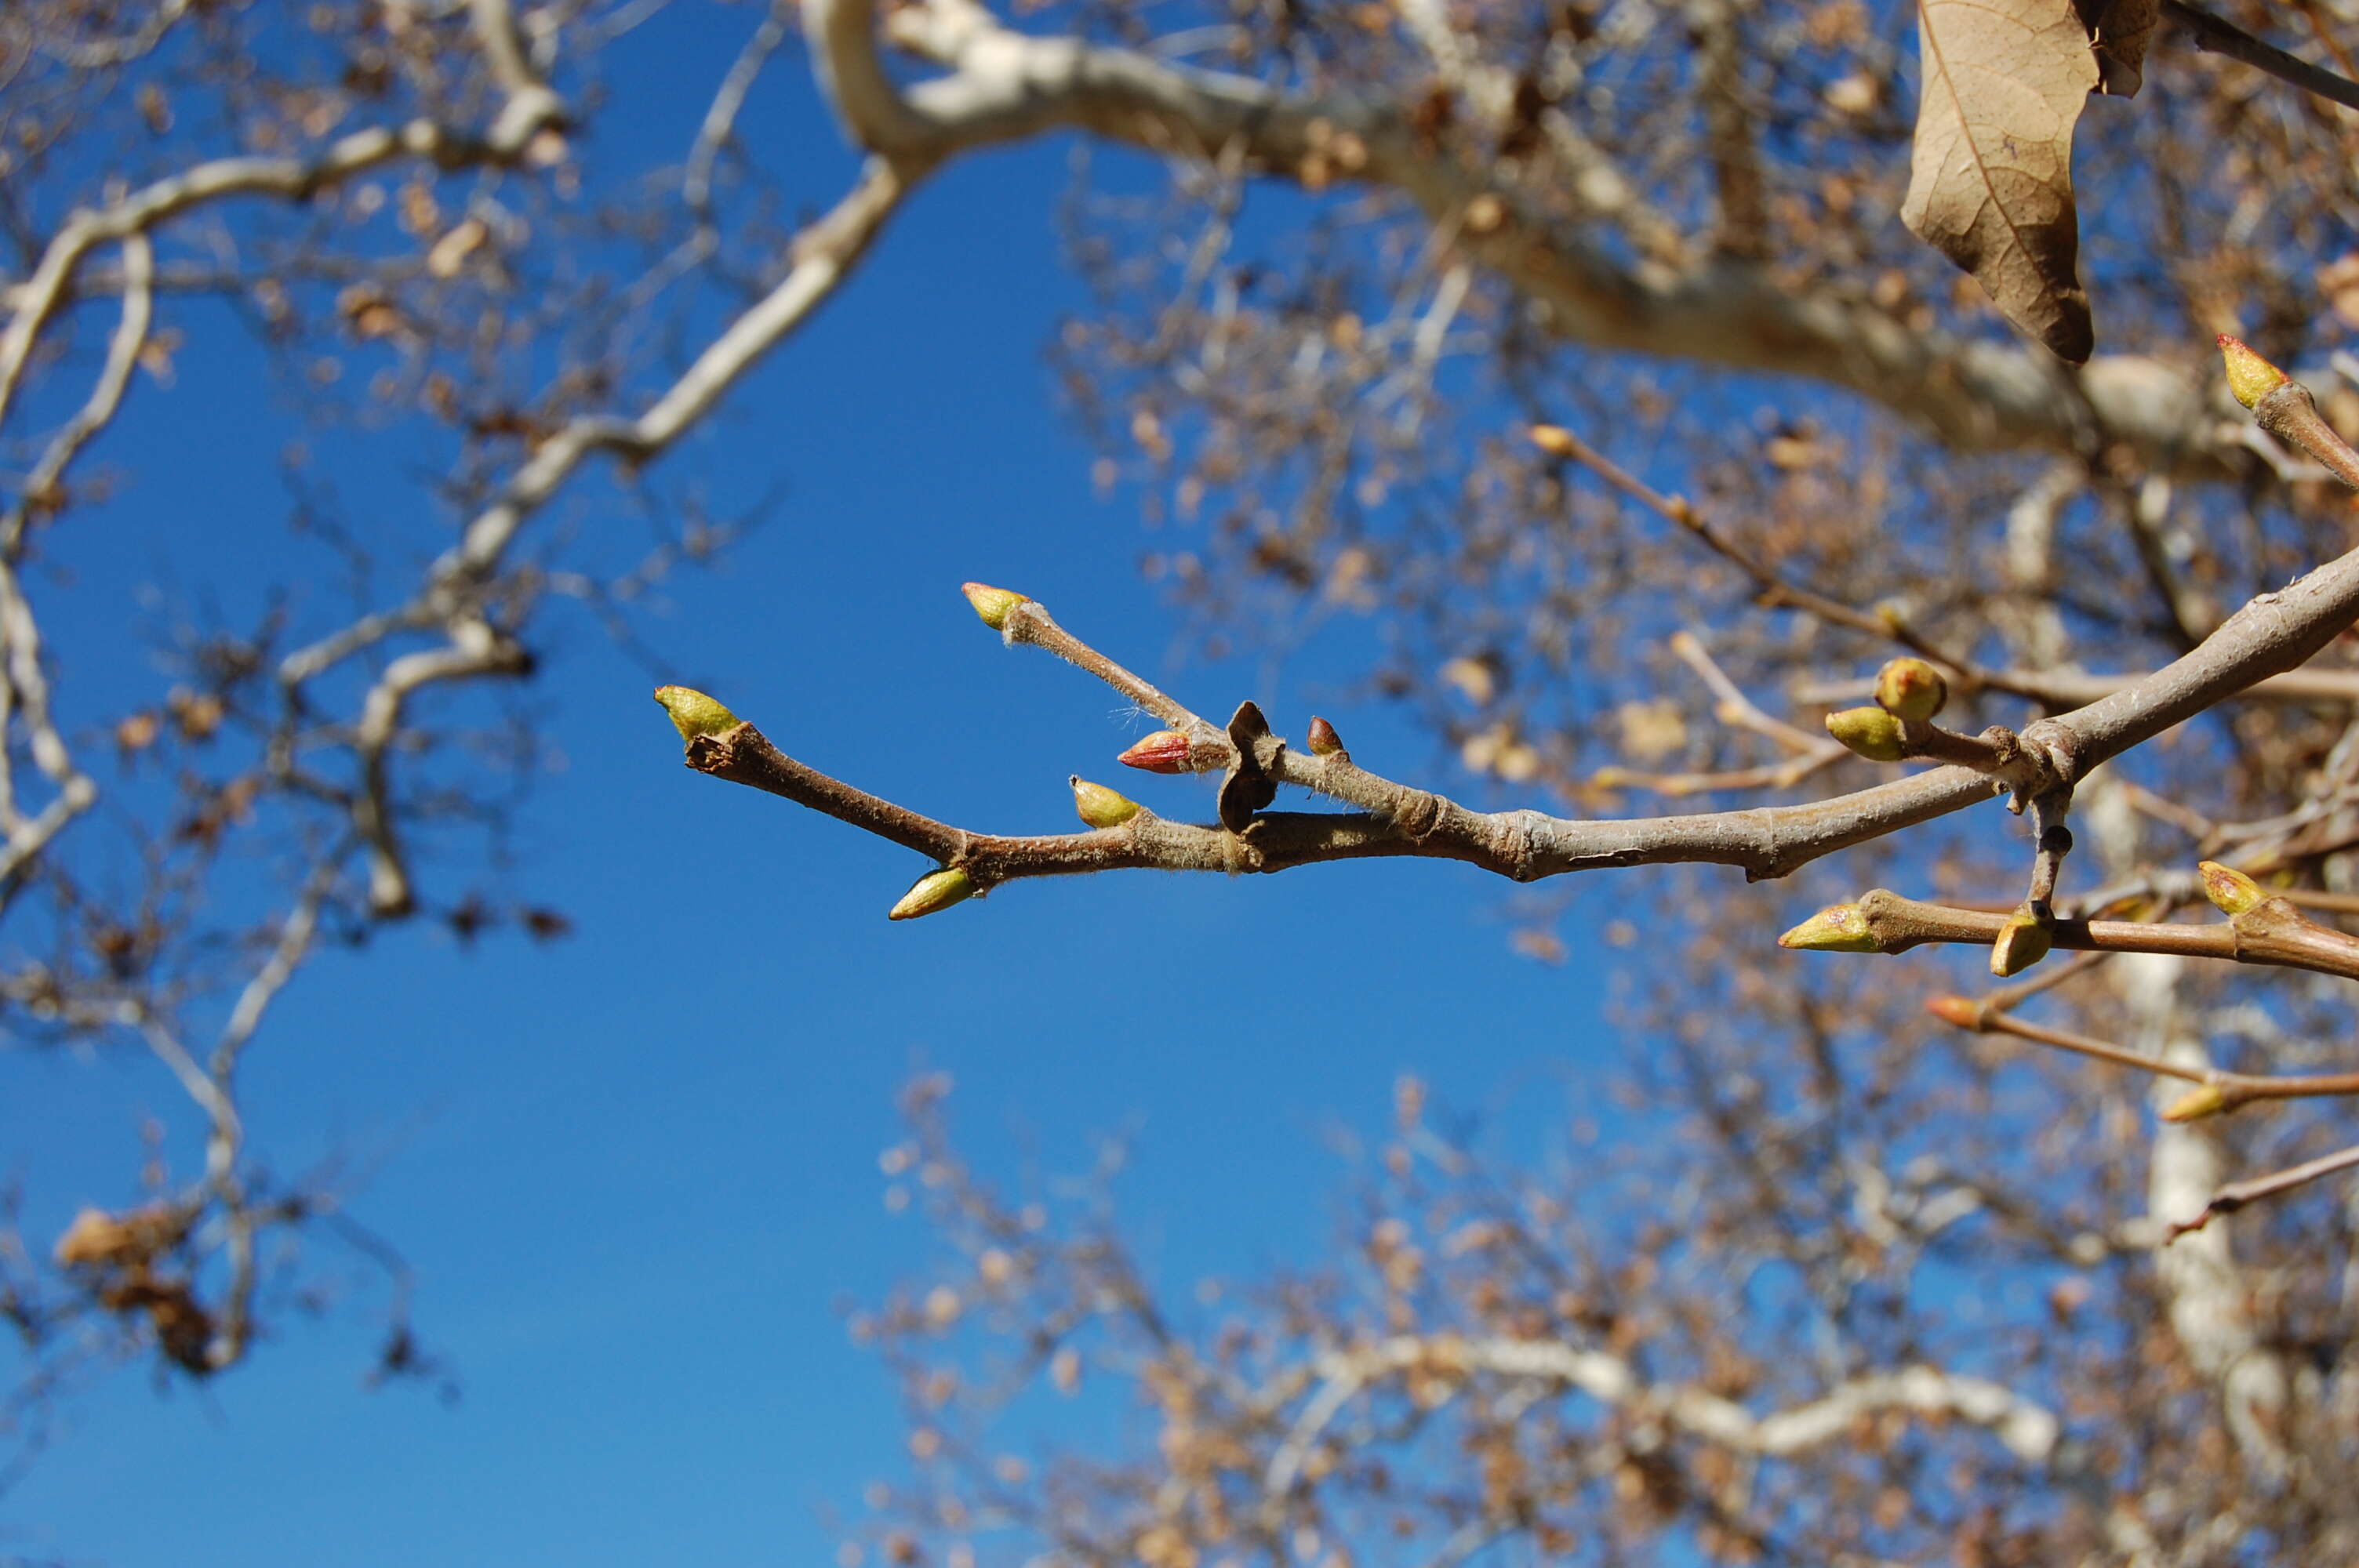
[0,24,565,430]
[794,0,2241,479]
[1794,666,2359,709]
[1926,998,2359,1121]
[2170,1142,2359,1237]
[274,155,919,914]
[1264,1334,2061,1486]
[2163,0,2359,114]
[1781,875,2359,982]
[660,517,2359,912]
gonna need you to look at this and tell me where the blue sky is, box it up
[0,16,1637,1563]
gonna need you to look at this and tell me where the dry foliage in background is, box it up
[16,0,2359,1557]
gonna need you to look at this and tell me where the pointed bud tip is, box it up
[1924,995,1984,1030]
[1779,903,1879,953]
[961,582,1029,630]
[2218,335,2288,410]
[2197,860,2268,916]
[1872,658,1948,723]
[2161,1083,2229,1123]
[1307,716,1344,757]
[889,867,976,921]
[1826,706,1908,763]
[1117,729,1194,774]
[652,685,742,744]
[1526,423,1576,458]
[1070,776,1143,829]
[1990,908,2053,978]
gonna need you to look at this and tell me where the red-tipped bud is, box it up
[2161,1083,2230,1123]
[1872,659,1948,723]
[652,685,742,744]
[1527,423,1577,458]
[1070,776,1142,829]
[889,867,975,921]
[2197,860,2268,916]
[1924,995,1985,1030]
[961,582,1029,630]
[1118,729,1193,774]
[1307,716,1344,756]
[1990,906,2052,978]
[1826,706,1907,762]
[2218,335,2288,411]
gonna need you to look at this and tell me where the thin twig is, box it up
[678,511,2359,902]
[2162,0,2359,114]
[1793,886,2359,980]
[2171,1142,2359,1239]
[1531,424,1990,682]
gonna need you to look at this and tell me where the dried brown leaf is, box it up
[1903,0,2099,361]
[2081,0,2155,94]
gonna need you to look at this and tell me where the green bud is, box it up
[2161,1083,2229,1123]
[1779,903,1880,953]
[2197,860,2268,916]
[889,867,976,922]
[1070,776,1142,829]
[961,582,1029,630]
[1989,906,2052,978]
[1826,706,1907,763]
[1872,658,1948,723]
[653,685,742,745]
[2218,334,2288,411]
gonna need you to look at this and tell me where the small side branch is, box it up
[1783,884,2359,982]
[2163,0,2359,114]
[2170,1142,2359,1237]
[662,521,2359,913]
[1927,998,2359,1120]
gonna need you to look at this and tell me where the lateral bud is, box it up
[1118,729,1194,774]
[889,867,975,921]
[2161,1083,2230,1123]
[961,581,1029,630]
[1990,905,2052,978]
[2217,334,2288,411]
[652,684,742,745]
[1307,716,1344,756]
[1872,658,1947,723]
[1778,903,1879,953]
[2197,859,2268,917]
[1070,776,1143,829]
[1826,706,1907,763]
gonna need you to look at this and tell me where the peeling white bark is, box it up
[809,0,2243,478]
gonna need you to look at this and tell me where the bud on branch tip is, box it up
[2161,1083,2229,1123]
[1118,730,1193,774]
[1070,776,1142,829]
[1924,995,1984,1030]
[1526,423,1576,458]
[1779,904,1878,953]
[1826,706,1906,762]
[1307,717,1343,757]
[961,582,1029,630]
[1872,659,1947,723]
[889,867,974,921]
[2218,335,2288,411]
[652,685,741,745]
[2197,860,2268,916]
